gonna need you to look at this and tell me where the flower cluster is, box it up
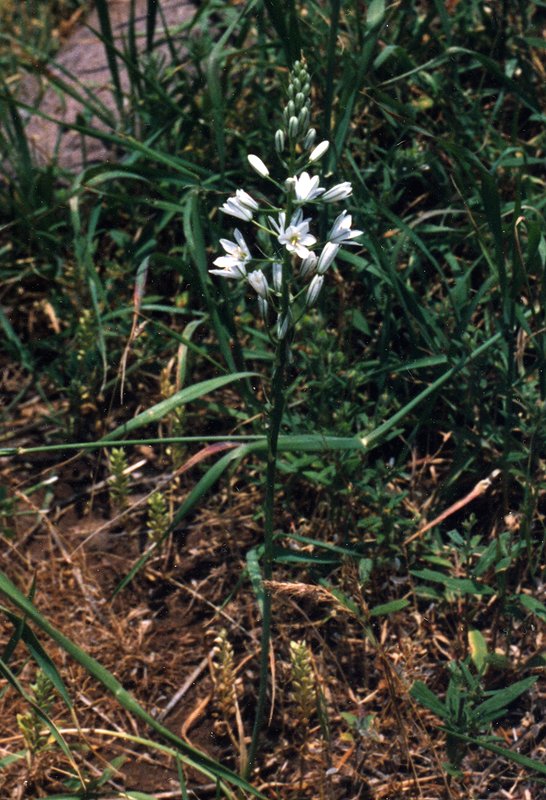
[210,58,362,338]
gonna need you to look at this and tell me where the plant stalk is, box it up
[246,331,290,776]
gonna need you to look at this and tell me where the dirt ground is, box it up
[0,374,544,798]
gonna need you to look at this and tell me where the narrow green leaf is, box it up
[410,681,449,721]
[0,607,73,707]
[114,444,249,594]
[468,629,488,673]
[518,593,546,622]
[101,373,257,441]
[441,727,546,775]
[474,677,537,724]
[369,598,410,617]
[92,0,124,114]
[410,568,494,597]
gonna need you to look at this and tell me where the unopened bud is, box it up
[288,116,299,139]
[272,262,283,292]
[297,106,309,133]
[309,140,329,163]
[303,128,317,149]
[299,252,317,278]
[258,297,268,321]
[317,242,340,274]
[275,129,285,153]
[306,274,324,308]
[247,269,269,298]
[247,154,269,178]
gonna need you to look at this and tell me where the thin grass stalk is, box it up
[94,0,124,116]
[146,0,159,52]
[323,0,341,146]
[128,0,139,73]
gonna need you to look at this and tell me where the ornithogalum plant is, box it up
[210,57,362,775]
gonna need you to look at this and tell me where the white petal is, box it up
[322,182,353,203]
[220,200,252,221]
[210,264,247,279]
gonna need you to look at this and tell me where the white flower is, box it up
[308,140,329,163]
[292,172,325,202]
[247,269,269,298]
[270,209,316,259]
[210,229,250,279]
[322,182,353,203]
[299,252,317,278]
[220,189,259,221]
[247,154,269,177]
[305,274,324,307]
[328,210,363,245]
[316,242,340,274]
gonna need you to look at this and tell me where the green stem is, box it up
[246,331,290,777]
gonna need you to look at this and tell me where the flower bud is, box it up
[317,242,340,274]
[275,129,285,153]
[303,128,316,149]
[305,274,324,308]
[308,140,329,163]
[258,297,268,321]
[287,99,296,118]
[247,269,269,298]
[295,92,305,109]
[299,252,318,278]
[247,154,269,177]
[297,106,309,133]
[272,262,283,292]
[288,116,299,139]
[292,77,301,93]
